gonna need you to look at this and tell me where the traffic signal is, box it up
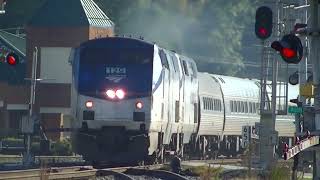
[255,6,273,40]
[5,52,19,66]
[271,34,303,64]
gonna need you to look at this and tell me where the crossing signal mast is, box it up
[254,5,281,171]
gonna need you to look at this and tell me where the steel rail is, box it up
[0,158,245,180]
[125,168,188,180]
[0,166,93,180]
[96,169,134,180]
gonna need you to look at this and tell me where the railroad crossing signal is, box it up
[255,6,273,40]
[271,34,303,64]
[6,52,19,66]
[283,136,320,160]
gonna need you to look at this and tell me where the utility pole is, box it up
[310,0,320,178]
[258,1,284,171]
[22,47,38,166]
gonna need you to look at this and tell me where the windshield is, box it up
[78,47,153,99]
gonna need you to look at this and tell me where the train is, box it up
[69,37,298,164]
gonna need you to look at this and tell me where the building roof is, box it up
[0,30,26,57]
[28,0,114,28]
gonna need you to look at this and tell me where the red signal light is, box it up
[271,34,303,64]
[255,6,273,40]
[6,52,19,66]
[7,56,16,65]
[258,27,268,37]
[281,48,296,59]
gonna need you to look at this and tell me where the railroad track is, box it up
[0,155,84,164]
[0,164,187,180]
[0,158,243,179]
[0,166,95,180]
[124,168,188,180]
[0,164,163,180]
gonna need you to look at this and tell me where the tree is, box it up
[0,0,260,77]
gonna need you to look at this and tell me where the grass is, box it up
[184,165,223,180]
[269,164,291,180]
[160,164,222,179]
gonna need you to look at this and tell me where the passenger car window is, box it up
[159,49,169,69]
[181,60,189,76]
[170,55,180,73]
[188,62,194,77]
[191,62,198,78]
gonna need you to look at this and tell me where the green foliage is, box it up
[0,0,46,29]
[1,137,23,146]
[188,165,222,180]
[50,139,73,156]
[0,137,40,155]
[96,0,259,76]
[0,137,73,156]
[0,0,260,77]
[270,164,291,180]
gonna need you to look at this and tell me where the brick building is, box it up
[0,0,114,140]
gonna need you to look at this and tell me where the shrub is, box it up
[270,164,291,180]
[190,165,222,180]
[50,139,73,156]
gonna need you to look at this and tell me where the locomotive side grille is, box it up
[83,110,95,120]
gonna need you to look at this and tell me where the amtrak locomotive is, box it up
[70,37,298,164]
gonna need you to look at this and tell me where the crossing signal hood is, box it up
[271,34,303,64]
[6,52,19,66]
[255,6,273,40]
